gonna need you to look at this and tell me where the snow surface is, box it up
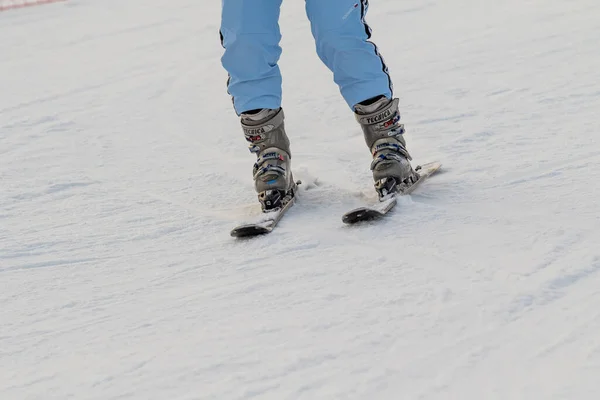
[2,0,600,398]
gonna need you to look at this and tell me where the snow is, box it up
[0,1,65,12]
[1,0,600,398]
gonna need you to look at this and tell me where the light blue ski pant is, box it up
[220,0,393,115]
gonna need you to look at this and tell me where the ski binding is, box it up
[342,161,442,224]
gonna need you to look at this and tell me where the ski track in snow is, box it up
[1,0,600,399]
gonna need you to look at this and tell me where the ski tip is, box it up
[342,208,385,224]
[230,225,271,238]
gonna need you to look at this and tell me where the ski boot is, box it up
[241,108,297,211]
[355,96,418,199]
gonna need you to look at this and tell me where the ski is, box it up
[230,184,298,238]
[342,161,442,224]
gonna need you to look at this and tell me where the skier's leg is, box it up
[220,0,283,115]
[221,0,294,209]
[305,0,416,196]
[304,0,393,110]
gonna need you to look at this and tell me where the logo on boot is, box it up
[365,109,392,124]
[243,124,275,138]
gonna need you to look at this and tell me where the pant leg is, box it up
[220,0,283,115]
[305,0,393,110]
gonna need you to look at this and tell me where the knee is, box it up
[221,32,282,78]
[314,29,363,65]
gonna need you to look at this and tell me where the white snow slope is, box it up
[2,0,600,399]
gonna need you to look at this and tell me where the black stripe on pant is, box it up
[359,0,394,97]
